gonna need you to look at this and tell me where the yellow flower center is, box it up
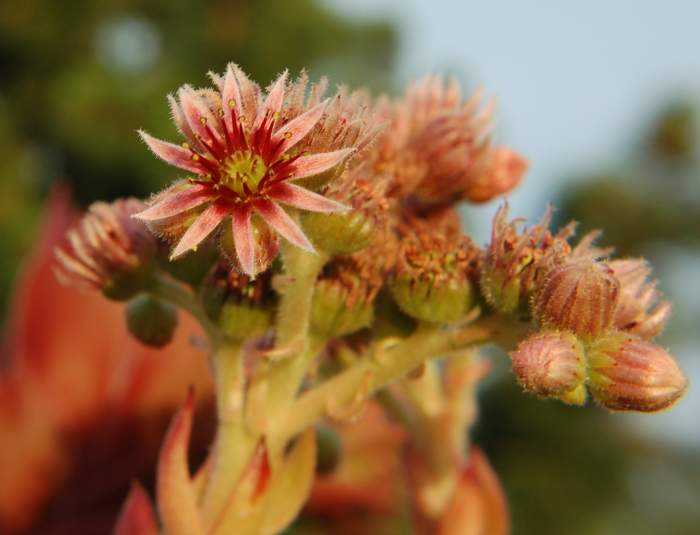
[221,150,267,196]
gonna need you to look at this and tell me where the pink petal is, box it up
[135,183,212,221]
[271,100,328,159]
[221,63,243,134]
[254,200,315,253]
[268,182,349,213]
[231,205,255,277]
[139,130,205,174]
[167,94,195,140]
[171,202,229,259]
[178,85,221,144]
[114,481,159,535]
[156,391,204,535]
[288,148,354,180]
[232,64,260,124]
[254,70,288,131]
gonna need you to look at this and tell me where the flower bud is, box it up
[480,205,574,315]
[510,330,587,405]
[302,210,375,255]
[461,146,527,204]
[533,259,619,338]
[587,332,687,412]
[55,199,156,300]
[219,214,279,278]
[310,258,377,338]
[125,294,178,348]
[608,259,671,339]
[390,231,478,324]
[218,270,274,339]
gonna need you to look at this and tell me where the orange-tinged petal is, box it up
[156,390,205,535]
[114,481,159,535]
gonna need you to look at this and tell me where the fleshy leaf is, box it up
[171,203,229,259]
[209,440,271,535]
[156,390,204,535]
[139,131,205,174]
[114,481,159,535]
[261,430,317,535]
[254,200,315,253]
[267,183,349,213]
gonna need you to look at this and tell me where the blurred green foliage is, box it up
[0,0,396,322]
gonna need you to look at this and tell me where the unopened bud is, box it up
[302,210,376,255]
[533,259,619,338]
[390,232,478,324]
[55,199,156,300]
[510,330,587,405]
[311,259,377,338]
[125,294,178,348]
[216,269,274,340]
[587,332,687,412]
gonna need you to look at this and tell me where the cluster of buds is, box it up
[51,62,688,535]
[488,209,687,411]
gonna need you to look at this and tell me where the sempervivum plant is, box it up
[53,63,687,535]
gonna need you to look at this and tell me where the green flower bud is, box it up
[389,232,478,324]
[125,294,178,348]
[302,210,376,255]
[310,259,377,338]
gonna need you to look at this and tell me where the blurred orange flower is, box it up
[0,187,213,535]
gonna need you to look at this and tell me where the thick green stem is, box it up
[151,273,220,343]
[273,315,508,445]
[274,245,327,349]
[201,342,257,522]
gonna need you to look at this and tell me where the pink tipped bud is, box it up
[533,259,619,337]
[510,330,587,404]
[588,332,687,412]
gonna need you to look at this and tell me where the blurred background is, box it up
[1,0,698,533]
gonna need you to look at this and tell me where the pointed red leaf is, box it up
[114,481,159,535]
[268,182,348,213]
[254,200,315,253]
[138,131,205,174]
[170,202,229,259]
[156,390,204,535]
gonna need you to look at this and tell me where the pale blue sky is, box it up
[328,0,700,225]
